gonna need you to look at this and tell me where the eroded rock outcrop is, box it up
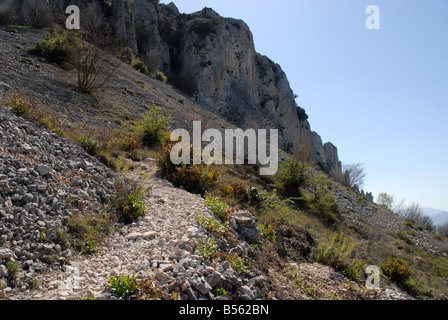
[2,0,342,175]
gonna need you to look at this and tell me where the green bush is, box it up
[51,128,64,137]
[123,194,146,221]
[196,214,228,238]
[404,279,433,298]
[316,233,365,282]
[198,237,218,261]
[258,224,276,242]
[113,156,150,222]
[226,255,249,275]
[380,258,433,297]
[135,103,173,147]
[78,137,101,155]
[341,259,366,283]
[27,31,71,65]
[151,70,168,84]
[132,57,149,75]
[308,174,340,227]
[6,262,20,280]
[277,160,310,198]
[309,193,340,227]
[204,194,229,222]
[106,275,140,299]
[380,258,412,285]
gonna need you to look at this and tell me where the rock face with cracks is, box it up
[3,0,343,176]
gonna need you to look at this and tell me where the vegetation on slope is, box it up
[1,24,447,300]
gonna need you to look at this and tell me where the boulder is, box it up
[35,164,52,176]
[0,248,17,260]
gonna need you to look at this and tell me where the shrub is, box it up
[70,40,115,93]
[157,141,221,194]
[198,237,218,261]
[308,175,340,227]
[277,160,310,198]
[226,255,249,275]
[341,259,366,283]
[135,103,173,147]
[8,93,34,117]
[196,214,228,238]
[27,31,70,64]
[151,70,168,84]
[122,194,146,221]
[113,156,151,222]
[21,0,53,29]
[309,193,340,227]
[78,137,101,155]
[316,233,365,282]
[157,143,179,182]
[51,128,64,137]
[404,279,433,298]
[106,275,140,299]
[189,17,217,39]
[296,105,309,121]
[28,29,116,93]
[204,194,229,222]
[380,258,412,285]
[132,57,149,75]
[317,233,354,270]
[6,262,20,280]
[177,164,221,194]
[258,224,276,242]
[380,257,432,297]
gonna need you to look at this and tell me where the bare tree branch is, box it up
[342,162,367,189]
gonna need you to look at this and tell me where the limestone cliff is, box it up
[3,0,342,175]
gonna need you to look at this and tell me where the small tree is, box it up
[438,223,448,238]
[28,28,119,93]
[377,192,394,210]
[67,33,116,93]
[401,203,434,231]
[342,163,367,189]
[21,0,53,29]
[277,159,311,198]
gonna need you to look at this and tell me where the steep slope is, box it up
[2,0,343,176]
[0,25,423,301]
[2,2,448,301]
[0,107,414,300]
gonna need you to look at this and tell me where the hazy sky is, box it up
[160,0,448,211]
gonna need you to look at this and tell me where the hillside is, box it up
[1,2,448,301]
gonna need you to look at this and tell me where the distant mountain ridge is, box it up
[422,208,448,226]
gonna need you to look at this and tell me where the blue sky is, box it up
[160,0,448,211]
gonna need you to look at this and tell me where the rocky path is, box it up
[0,107,414,301]
[6,160,413,301]
[6,159,266,300]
